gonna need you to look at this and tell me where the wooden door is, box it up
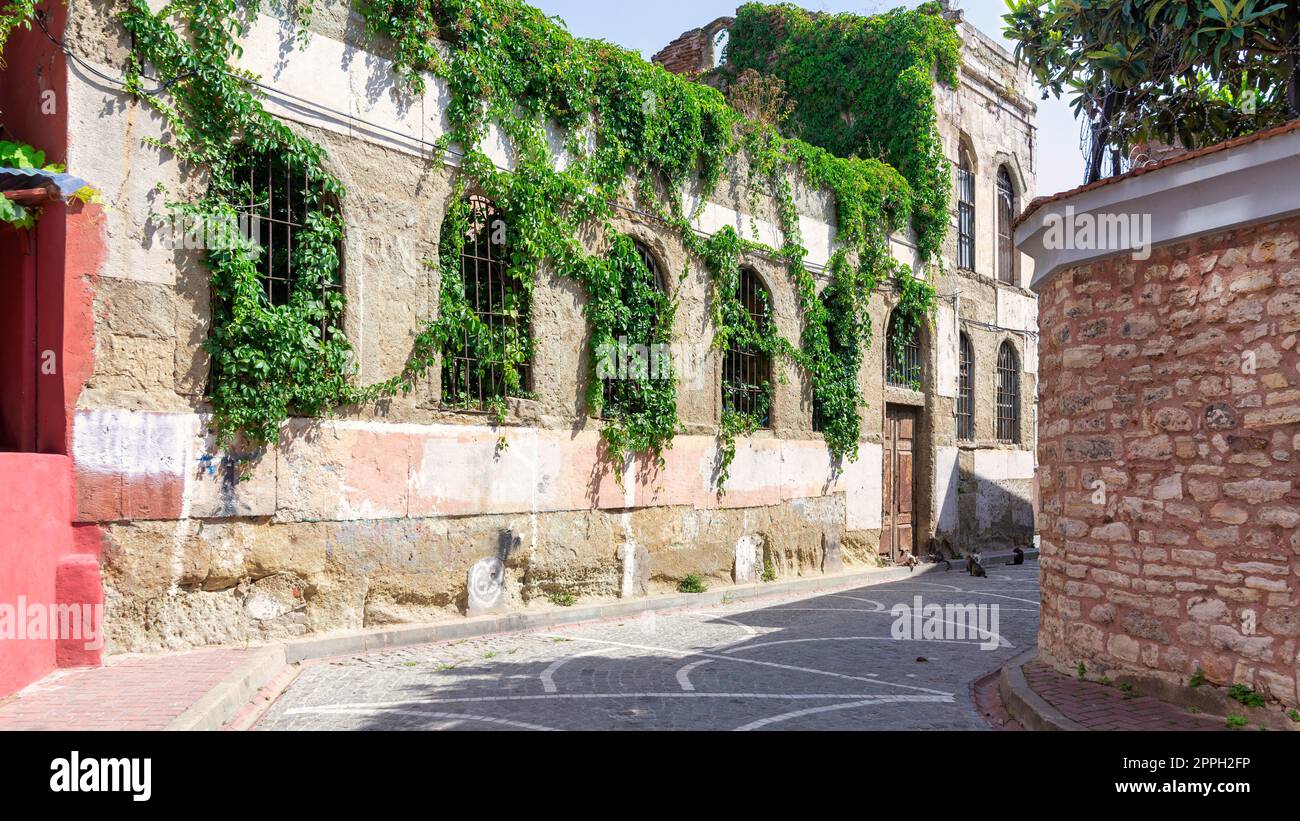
[883,405,918,563]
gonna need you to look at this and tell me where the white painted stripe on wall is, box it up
[72,409,195,477]
[934,445,959,533]
[972,448,1035,482]
[935,303,959,399]
[845,442,884,532]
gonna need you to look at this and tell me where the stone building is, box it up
[1017,121,1300,708]
[0,0,1037,672]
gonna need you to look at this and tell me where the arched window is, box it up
[601,238,669,417]
[227,147,343,334]
[712,27,730,69]
[722,267,773,427]
[440,195,532,409]
[957,332,975,441]
[996,166,1017,285]
[885,309,923,389]
[956,148,976,272]
[996,340,1020,444]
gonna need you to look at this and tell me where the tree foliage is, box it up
[1005,0,1300,181]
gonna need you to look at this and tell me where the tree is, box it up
[1004,0,1300,183]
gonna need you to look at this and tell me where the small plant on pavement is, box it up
[1189,667,1206,688]
[1288,709,1299,723]
[1076,661,1086,680]
[1225,715,1247,729]
[762,560,778,583]
[548,591,577,607]
[678,574,709,594]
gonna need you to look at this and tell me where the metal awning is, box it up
[0,167,90,205]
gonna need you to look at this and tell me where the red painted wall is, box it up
[0,228,37,452]
[0,3,104,697]
[0,453,73,695]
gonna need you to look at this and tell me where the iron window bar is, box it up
[997,341,1020,444]
[442,195,532,410]
[996,166,1016,285]
[956,155,975,272]
[723,268,773,427]
[957,332,975,441]
[886,311,922,389]
[227,149,343,337]
[601,240,665,417]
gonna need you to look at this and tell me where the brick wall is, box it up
[651,17,732,76]
[1036,216,1300,708]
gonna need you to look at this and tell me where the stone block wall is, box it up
[1036,216,1300,708]
[42,0,1040,654]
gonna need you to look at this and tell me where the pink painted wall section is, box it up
[72,410,876,525]
[0,454,75,696]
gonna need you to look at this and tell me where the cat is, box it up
[927,548,952,571]
[1006,546,1025,566]
[967,549,986,577]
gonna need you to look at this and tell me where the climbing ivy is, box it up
[723,1,961,262]
[120,0,373,445]
[0,0,36,66]
[107,0,945,487]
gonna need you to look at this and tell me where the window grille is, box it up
[441,195,532,409]
[997,166,1017,285]
[722,267,773,427]
[957,332,975,441]
[228,149,343,334]
[997,340,1020,444]
[602,239,666,417]
[886,310,922,389]
[956,151,975,272]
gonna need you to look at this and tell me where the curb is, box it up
[283,562,951,664]
[997,648,1086,732]
[166,645,288,732]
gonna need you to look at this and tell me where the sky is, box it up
[530,0,1086,198]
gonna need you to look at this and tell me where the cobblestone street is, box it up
[259,563,1040,731]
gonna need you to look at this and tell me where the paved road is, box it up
[259,562,1040,731]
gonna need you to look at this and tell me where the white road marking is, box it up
[723,632,1013,651]
[734,695,952,731]
[286,692,947,714]
[872,587,1041,606]
[681,612,759,635]
[538,634,953,697]
[676,660,712,692]
[824,595,887,610]
[540,647,607,694]
[288,707,560,731]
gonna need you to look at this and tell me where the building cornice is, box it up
[1015,122,1300,292]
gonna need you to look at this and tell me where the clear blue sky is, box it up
[531,0,1086,197]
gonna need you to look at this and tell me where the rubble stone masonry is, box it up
[1036,216,1300,708]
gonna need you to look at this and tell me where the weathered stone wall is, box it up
[59,0,1039,653]
[1036,216,1300,708]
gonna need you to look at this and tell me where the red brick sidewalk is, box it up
[0,648,257,731]
[1020,661,1227,731]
